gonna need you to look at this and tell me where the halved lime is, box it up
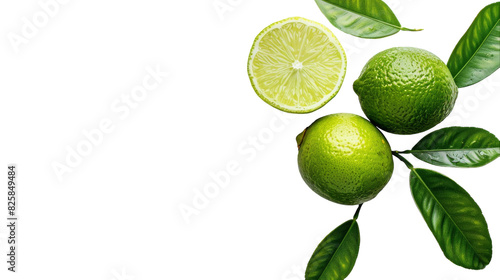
[247,17,347,113]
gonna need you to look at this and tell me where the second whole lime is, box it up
[353,47,458,135]
[297,113,394,205]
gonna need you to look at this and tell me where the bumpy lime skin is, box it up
[297,114,394,205]
[353,47,458,135]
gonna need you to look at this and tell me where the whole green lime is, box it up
[297,113,394,205]
[353,47,458,135]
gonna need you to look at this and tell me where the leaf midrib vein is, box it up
[409,147,500,153]
[319,0,402,31]
[317,220,356,280]
[412,169,482,263]
[452,17,500,80]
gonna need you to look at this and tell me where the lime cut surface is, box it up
[248,17,347,113]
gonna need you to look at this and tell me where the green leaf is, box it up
[410,168,492,269]
[447,2,500,88]
[402,127,500,167]
[314,0,422,39]
[305,219,360,280]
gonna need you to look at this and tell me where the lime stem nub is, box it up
[296,128,307,149]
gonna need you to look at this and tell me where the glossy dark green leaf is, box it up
[447,2,500,87]
[305,219,360,280]
[410,168,492,269]
[403,127,500,167]
[314,0,421,38]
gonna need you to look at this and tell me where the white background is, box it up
[0,0,499,279]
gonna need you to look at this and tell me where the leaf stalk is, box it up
[392,151,414,169]
[353,203,363,220]
[401,27,423,32]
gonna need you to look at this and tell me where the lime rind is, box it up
[248,17,347,114]
[297,113,394,205]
